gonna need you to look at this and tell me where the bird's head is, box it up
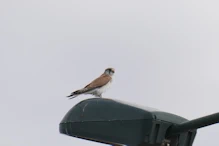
[104,68,115,76]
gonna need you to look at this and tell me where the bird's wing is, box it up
[84,74,112,90]
[67,74,111,98]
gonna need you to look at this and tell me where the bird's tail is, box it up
[66,88,88,99]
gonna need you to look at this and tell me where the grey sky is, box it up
[1,0,219,146]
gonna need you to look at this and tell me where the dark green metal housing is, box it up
[60,98,196,146]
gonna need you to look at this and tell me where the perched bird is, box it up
[67,68,115,99]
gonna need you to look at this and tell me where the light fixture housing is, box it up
[60,98,197,146]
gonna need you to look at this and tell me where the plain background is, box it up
[1,0,219,146]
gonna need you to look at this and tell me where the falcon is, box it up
[67,68,115,99]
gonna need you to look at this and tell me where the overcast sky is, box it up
[1,0,219,146]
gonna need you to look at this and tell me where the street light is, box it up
[59,98,219,146]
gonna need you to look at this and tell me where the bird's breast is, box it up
[96,80,112,94]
